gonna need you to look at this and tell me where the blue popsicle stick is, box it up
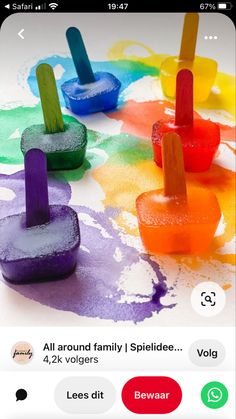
[25,149,50,228]
[66,27,95,85]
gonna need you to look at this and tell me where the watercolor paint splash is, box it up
[27,56,159,106]
[0,170,71,218]
[108,99,235,142]
[0,38,235,322]
[94,159,235,265]
[0,107,90,165]
[109,40,236,119]
[0,146,173,322]
[5,204,173,322]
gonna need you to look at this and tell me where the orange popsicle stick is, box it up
[175,69,193,126]
[179,13,199,61]
[162,132,187,198]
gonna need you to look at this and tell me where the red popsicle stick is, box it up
[175,69,193,126]
[162,132,187,198]
[25,149,50,228]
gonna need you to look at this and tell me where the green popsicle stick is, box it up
[36,63,64,134]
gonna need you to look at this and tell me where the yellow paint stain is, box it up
[108,39,168,68]
[108,40,236,119]
[115,213,139,236]
[93,160,162,213]
[196,72,236,120]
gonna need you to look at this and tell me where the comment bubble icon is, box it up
[16,389,28,402]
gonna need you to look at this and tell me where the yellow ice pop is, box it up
[160,13,217,102]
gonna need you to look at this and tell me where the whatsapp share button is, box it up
[201,381,228,409]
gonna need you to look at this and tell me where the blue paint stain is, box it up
[27,55,159,106]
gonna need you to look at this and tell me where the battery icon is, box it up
[217,2,233,9]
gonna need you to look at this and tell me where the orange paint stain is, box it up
[185,164,234,193]
[110,100,235,143]
[218,124,235,142]
[110,100,175,139]
[222,141,236,154]
[222,283,232,290]
[215,254,235,265]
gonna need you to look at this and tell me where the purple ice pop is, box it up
[0,149,80,283]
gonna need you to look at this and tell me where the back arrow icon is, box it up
[18,29,24,39]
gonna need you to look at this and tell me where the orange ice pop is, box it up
[160,13,217,102]
[136,133,221,254]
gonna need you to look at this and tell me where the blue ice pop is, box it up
[61,27,121,115]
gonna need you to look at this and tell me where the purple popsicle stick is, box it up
[25,149,50,228]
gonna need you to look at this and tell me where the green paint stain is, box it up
[54,157,91,182]
[0,105,87,164]
[53,132,153,182]
[0,106,38,164]
[94,133,153,165]
[0,105,152,184]
[53,130,107,182]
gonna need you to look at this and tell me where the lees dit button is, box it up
[55,377,116,414]
[122,376,182,414]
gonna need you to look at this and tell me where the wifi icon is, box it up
[49,2,58,10]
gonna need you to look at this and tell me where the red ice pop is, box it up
[152,69,220,172]
[0,149,80,283]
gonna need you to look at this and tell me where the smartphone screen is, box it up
[0,2,235,418]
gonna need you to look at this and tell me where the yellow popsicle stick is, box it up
[179,13,199,61]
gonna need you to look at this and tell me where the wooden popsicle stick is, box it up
[179,13,199,61]
[66,27,95,84]
[36,64,64,134]
[175,69,193,126]
[25,149,50,228]
[162,133,187,198]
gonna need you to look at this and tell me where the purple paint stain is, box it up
[2,197,174,322]
[0,170,71,219]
